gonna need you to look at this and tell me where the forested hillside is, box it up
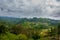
[0,17,60,40]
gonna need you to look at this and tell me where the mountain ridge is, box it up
[0,16,60,26]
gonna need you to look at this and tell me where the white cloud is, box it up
[0,0,60,20]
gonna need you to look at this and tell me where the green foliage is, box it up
[16,34,28,40]
[6,32,17,40]
[10,24,23,34]
[39,29,49,37]
[32,34,40,40]
[58,23,60,34]
[0,34,9,40]
[0,25,8,34]
[0,17,58,40]
[0,32,17,40]
[48,27,56,37]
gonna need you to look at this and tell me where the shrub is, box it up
[0,32,17,40]
[0,34,9,40]
[6,32,17,40]
[16,34,28,40]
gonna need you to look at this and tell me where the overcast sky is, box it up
[0,0,60,20]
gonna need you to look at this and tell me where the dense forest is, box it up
[0,17,60,40]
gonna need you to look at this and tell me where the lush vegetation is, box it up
[0,17,59,40]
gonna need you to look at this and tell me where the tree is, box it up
[58,23,60,34]
[58,23,60,40]
[10,24,23,34]
[0,25,8,34]
[32,31,40,40]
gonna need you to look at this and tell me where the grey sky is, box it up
[0,0,60,20]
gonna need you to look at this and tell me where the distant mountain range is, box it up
[0,16,60,26]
